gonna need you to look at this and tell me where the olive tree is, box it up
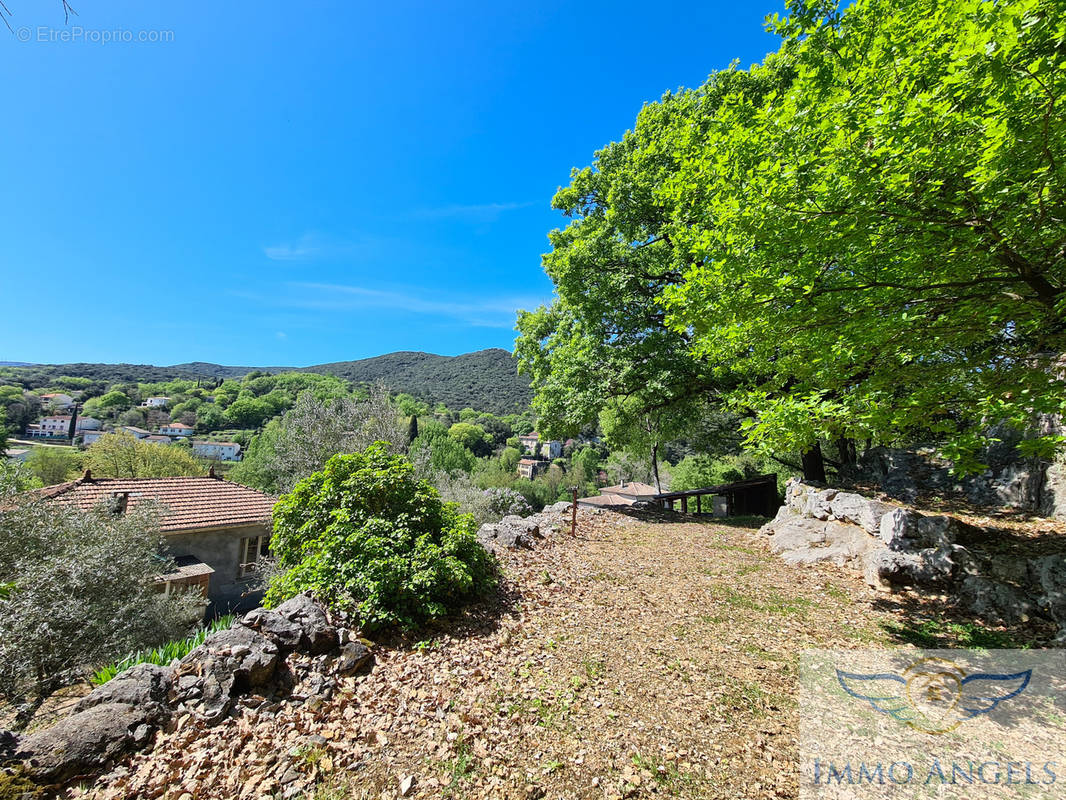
[0,498,200,702]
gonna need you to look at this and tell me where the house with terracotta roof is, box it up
[159,422,194,437]
[28,415,72,438]
[40,392,75,411]
[599,482,658,503]
[576,481,659,508]
[38,472,277,613]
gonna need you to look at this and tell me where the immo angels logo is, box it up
[836,657,1031,734]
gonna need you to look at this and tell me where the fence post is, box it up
[570,486,578,537]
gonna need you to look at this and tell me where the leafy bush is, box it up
[90,614,235,685]
[266,443,496,630]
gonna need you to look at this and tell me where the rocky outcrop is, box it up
[477,515,543,551]
[476,505,571,553]
[3,594,371,786]
[763,479,1066,635]
[15,702,157,784]
[855,429,1066,518]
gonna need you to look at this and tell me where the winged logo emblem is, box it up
[836,657,1031,734]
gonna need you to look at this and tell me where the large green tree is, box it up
[661,0,1066,473]
[515,68,789,482]
[0,499,199,700]
[521,0,1066,478]
[85,433,204,478]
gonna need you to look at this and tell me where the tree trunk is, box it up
[651,442,662,494]
[835,436,857,471]
[801,442,827,483]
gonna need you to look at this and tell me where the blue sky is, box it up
[1,0,782,366]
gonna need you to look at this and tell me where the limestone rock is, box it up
[75,663,173,722]
[176,625,280,724]
[827,491,893,533]
[477,515,542,552]
[273,593,339,655]
[15,702,152,783]
[334,641,371,675]
[958,577,1036,625]
[1028,554,1066,624]
[240,607,305,653]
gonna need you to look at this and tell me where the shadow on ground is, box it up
[870,590,1060,649]
[372,569,525,652]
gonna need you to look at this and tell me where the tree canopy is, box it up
[84,433,204,478]
[519,0,1066,475]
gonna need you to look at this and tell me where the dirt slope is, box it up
[75,510,1000,800]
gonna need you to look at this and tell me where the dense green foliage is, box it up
[519,0,1066,476]
[0,348,531,427]
[306,349,532,414]
[90,614,235,686]
[266,444,496,630]
[25,446,83,486]
[84,433,205,478]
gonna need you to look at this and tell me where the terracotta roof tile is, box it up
[599,482,658,497]
[40,476,277,533]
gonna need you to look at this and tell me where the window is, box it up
[238,534,270,579]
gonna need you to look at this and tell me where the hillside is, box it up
[55,508,1036,800]
[2,348,532,415]
[303,349,530,414]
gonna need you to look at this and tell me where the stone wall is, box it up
[761,479,1066,641]
[2,594,370,787]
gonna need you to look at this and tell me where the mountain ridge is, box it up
[2,348,532,415]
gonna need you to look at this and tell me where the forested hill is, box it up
[302,349,530,413]
[5,348,532,414]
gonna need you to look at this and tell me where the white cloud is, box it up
[414,201,535,224]
[283,282,546,328]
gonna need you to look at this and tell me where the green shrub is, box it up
[266,442,496,630]
[90,614,235,685]
[669,452,791,493]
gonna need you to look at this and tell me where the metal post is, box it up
[570,487,578,537]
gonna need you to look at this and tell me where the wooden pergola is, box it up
[652,474,780,517]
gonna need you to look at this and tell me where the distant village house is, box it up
[39,393,75,411]
[27,415,73,438]
[518,432,540,452]
[159,422,194,437]
[517,457,548,479]
[192,441,242,462]
[142,397,170,408]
